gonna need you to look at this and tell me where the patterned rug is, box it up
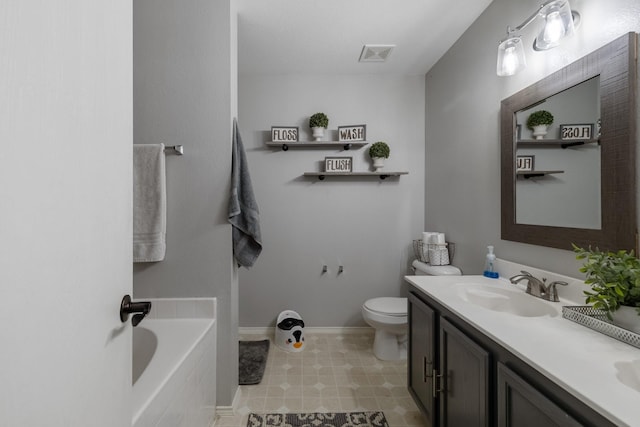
[239,340,270,385]
[247,412,389,427]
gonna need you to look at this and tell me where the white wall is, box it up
[238,74,425,327]
[0,1,133,425]
[132,0,239,406]
[424,0,640,277]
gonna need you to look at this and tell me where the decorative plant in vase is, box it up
[526,110,554,140]
[573,244,640,332]
[309,112,329,141]
[368,141,390,171]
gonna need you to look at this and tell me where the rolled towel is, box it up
[422,231,438,244]
[428,246,450,266]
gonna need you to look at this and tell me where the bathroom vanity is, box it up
[405,274,640,427]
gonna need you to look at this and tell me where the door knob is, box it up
[120,295,151,326]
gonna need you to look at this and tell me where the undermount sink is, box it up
[456,283,559,317]
[615,360,640,393]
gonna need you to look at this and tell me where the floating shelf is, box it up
[266,141,367,151]
[303,171,408,181]
[517,170,564,179]
[517,139,599,149]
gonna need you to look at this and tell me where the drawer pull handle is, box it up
[432,369,443,396]
[423,357,432,383]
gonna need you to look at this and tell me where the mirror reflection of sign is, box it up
[560,124,593,140]
[325,156,353,173]
[516,155,534,172]
[338,125,366,142]
[271,126,299,143]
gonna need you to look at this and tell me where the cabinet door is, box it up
[497,363,583,427]
[408,293,436,425]
[439,318,490,427]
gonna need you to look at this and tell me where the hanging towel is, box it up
[228,119,262,268]
[133,144,167,262]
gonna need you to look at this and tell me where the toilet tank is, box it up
[412,259,461,276]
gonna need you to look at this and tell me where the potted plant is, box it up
[526,110,554,139]
[573,244,640,333]
[368,141,390,171]
[309,112,329,141]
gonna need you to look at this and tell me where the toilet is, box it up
[361,260,462,361]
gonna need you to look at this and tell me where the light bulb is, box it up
[502,47,519,75]
[535,0,575,50]
[541,11,565,45]
[497,37,526,77]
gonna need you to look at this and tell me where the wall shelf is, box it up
[516,139,599,149]
[517,170,564,179]
[266,141,367,151]
[303,171,408,181]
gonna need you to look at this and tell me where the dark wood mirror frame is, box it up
[501,32,637,252]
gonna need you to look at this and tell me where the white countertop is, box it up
[404,274,640,427]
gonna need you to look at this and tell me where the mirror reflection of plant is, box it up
[573,244,640,319]
[309,112,329,129]
[526,110,554,129]
[368,141,390,159]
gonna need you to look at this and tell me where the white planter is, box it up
[312,127,325,141]
[611,305,640,334]
[372,157,385,171]
[532,124,549,139]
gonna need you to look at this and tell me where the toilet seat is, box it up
[363,297,407,316]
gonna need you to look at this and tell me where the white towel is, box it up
[133,144,166,262]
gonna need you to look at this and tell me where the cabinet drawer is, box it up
[497,363,582,427]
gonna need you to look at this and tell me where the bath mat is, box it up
[239,339,270,385]
[247,412,389,427]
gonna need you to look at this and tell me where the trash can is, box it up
[275,310,305,352]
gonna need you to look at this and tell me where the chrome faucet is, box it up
[509,270,568,302]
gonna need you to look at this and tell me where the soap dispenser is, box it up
[483,245,499,278]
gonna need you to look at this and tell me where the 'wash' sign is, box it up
[338,125,366,142]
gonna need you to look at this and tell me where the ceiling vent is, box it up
[359,44,395,62]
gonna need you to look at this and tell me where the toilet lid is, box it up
[412,259,462,276]
[364,297,407,316]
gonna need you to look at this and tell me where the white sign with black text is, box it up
[338,125,366,142]
[271,126,299,143]
[560,124,593,140]
[324,157,353,173]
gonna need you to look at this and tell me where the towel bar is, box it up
[164,145,184,155]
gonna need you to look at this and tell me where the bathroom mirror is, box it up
[501,33,637,252]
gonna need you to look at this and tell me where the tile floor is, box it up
[214,332,428,427]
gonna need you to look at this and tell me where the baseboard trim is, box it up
[215,386,242,418]
[239,326,374,335]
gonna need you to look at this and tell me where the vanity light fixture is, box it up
[496,0,579,76]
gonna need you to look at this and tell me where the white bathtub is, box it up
[132,298,217,427]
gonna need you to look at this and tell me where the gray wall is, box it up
[132,0,239,406]
[424,0,640,277]
[238,74,425,327]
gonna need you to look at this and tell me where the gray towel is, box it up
[133,144,166,262]
[228,119,262,268]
